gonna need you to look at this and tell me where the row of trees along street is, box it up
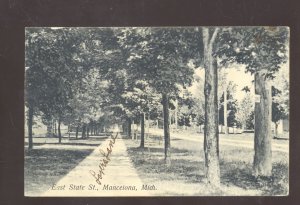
[25,27,289,188]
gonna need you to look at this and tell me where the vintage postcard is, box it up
[24,27,289,196]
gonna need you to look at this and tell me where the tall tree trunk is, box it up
[253,71,272,177]
[93,124,95,136]
[76,125,79,139]
[162,93,171,166]
[89,124,92,136]
[132,123,136,140]
[203,27,220,187]
[175,99,178,130]
[224,86,228,135]
[68,124,71,139]
[123,122,127,135]
[92,123,94,136]
[274,122,279,138]
[136,120,140,140]
[128,118,132,138]
[54,120,57,135]
[87,125,90,138]
[51,119,55,137]
[95,124,98,135]
[28,105,33,149]
[140,113,145,148]
[82,124,86,139]
[58,118,62,143]
[46,120,52,137]
[147,113,150,137]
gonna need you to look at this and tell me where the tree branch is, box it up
[209,28,220,47]
[202,27,209,48]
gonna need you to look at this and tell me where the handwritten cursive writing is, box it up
[89,133,118,185]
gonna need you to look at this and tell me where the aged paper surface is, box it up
[25,27,289,196]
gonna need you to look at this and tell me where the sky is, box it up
[190,64,254,102]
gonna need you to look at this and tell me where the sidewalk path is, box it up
[42,133,150,196]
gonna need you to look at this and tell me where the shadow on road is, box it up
[24,142,98,195]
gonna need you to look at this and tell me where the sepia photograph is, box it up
[24,27,289,196]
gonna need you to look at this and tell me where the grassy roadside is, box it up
[124,134,289,196]
[24,136,105,196]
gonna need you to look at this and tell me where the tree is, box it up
[236,92,254,130]
[218,69,229,134]
[272,87,288,137]
[121,80,161,148]
[202,27,221,187]
[177,90,195,129]
[218,81,238,132]
[218,27,289,176]
[25,28,65,147]
[25,28,89,144]
[187,73,205,132]
[272,64,289,134]
[118,28,194,165]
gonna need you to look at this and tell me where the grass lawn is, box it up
[124,134,289,196]
[24,135,106,196]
